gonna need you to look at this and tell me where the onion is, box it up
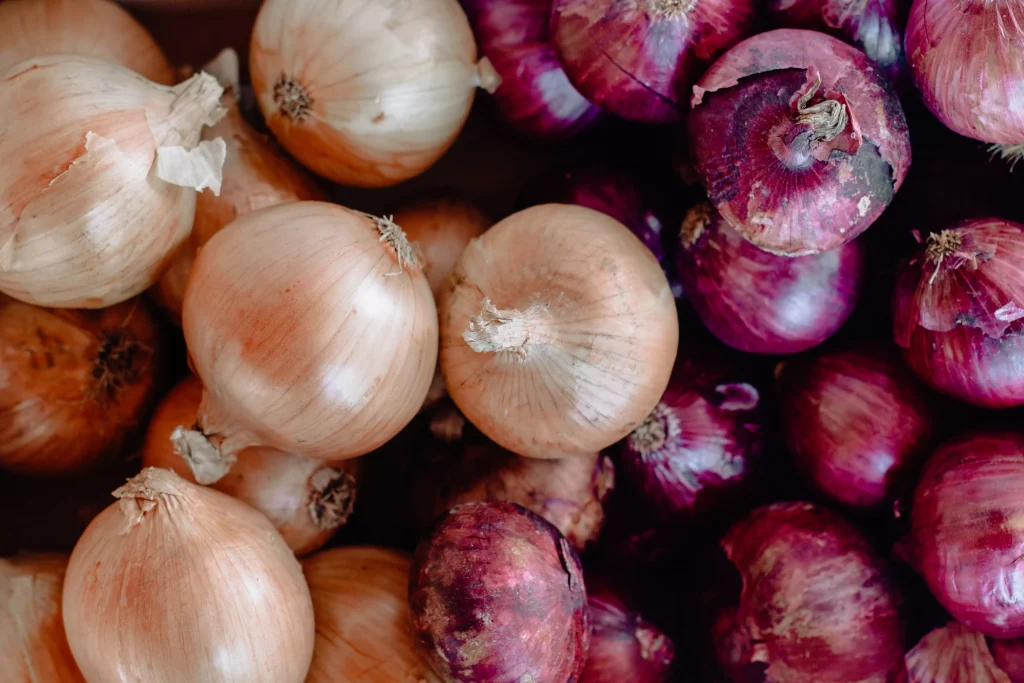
[142,376,359,556]
[1,553,85,683]
[582,584,676,683]
[991,638,1024,682]
[676,202,865,354]
[0,295,161,476]
[550,0,757,123]
[251,0,497,187]
[440,204,678,459]
[716,502,906,682]
[0,55,226,308]
[0,0,174,84]
[409,501,590,682]
[905,623,1012,683]
[688,29,911,256]
[123,0,260,9]
[778,343,936,509]
[181,201,437,462]
[63,467,315,682]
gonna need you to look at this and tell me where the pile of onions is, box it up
[250,0,498,187]
[905,623,1015,682]
[303,547,440,683]
[409,501,590,681]
[0,0,174,84]
[0,55,226,308]
[676,202,865,354]
[582,584,676,683]
[1,554,84,682]
[892,218,1024,408]
[688,29,911,256]
[550,0,757,123]
[715,502,906,682]
[63,468,315,682]
[908,431,1024,637]
[0,295,161,476]
[440,204,678,459]
[142,376,359,556]
[463,0,602,140]
[778,343,936,509]
[181,201,437,461]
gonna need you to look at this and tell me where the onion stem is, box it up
[463,298,546,359]
[796,76,848,142]
[170,426,235,485]
[652,0,696,18]
[989,142,1024,171]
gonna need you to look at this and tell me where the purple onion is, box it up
[905,623,1015,682]
[990,637,1024,682]
[581,585,675,683]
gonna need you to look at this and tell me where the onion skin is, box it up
[676,203,865,354]
[581,586,675,683]
[551,0,757,123]
[905,623,1012,683]
[991,638,1024,682]
[409,501,590,682]
[717,502,906,682]
[689,29,912,256]
[0,295,161,476]
[440,204,678,459]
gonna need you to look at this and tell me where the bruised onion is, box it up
[905,623,1012,683]
[0,296,160,476]
[551,0,757,123]
[582,585,675,683]
[62,468,315,682]
[409,501,590,682]
[892,218,1024,408]
[441,204,678,459]
[689,29,911,256]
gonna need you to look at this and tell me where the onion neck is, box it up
[307,467,356,531]
[170,426,236,485]
[635,623,671,664]
[273,76,312,122]
[474,57,502,94]
[92,329,144,403]
[771,73,857,168]
[151,72,226,147]
[652,0,696,18]
[463,298,550,360]
[368,213,417,274]
[629,403,680,454]
[680,202,712,248]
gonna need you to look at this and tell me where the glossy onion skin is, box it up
[905,623,1013,683]
[581,587,675,683]
[409,502,590,682]
[909,432,1024,637]
[676,203,865,354]
[905,0,1024,144]
[440,204,678,459]
[893,218,1024,409]
[689,29,912,256]
[717,502,906,682]
[551,0,757,123]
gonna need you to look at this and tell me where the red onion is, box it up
[676,202,865,354]
[892,218,1024,409]
[716,502,906,682]
[550,0,757,123]
[581,585,675,683]
[462,0,602,140]
[409,501,590,682]
[991,637,1024,682]
[688,29,912,256]
[909,431,1024,637]
[905,623,1013,682]
[778,344,936,509]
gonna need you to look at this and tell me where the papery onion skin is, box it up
[303,547,441,683]
[905,623,1012,683]
[0,0,174,84]
[676,202,865,354]
[689,28,912,256]
[62,468,315,683]
[462,0,602,140]
[440,203,678,459]
[990,638,1024,682]
[410,502,590,682]
[717,502,906,682]
[182,201,438,461]
[251,0,486,187]
[909,431,1024,637]
[893,218,1024,409]
[551,0,757,123]
[1,554,85,683]
[0,295,161,476]
[581,585,675,683]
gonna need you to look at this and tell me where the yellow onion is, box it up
[63,467,315,683]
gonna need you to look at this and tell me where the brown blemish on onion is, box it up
[273,76,312,122]
[308,467,356,531]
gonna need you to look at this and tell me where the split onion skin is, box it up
[0,295,161,476]
[582,586,676,683]
[440,203,679,459]
[905,623,1013,683]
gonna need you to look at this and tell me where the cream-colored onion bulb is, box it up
[0,55,225,308]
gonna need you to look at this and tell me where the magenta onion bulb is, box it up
[581,585,675,683]
[905,623,1014,683]
[990,637,1024,682]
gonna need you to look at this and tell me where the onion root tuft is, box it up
[308,468,357,530]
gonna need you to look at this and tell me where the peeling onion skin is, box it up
[0,295,161,476]
[440,203,678,459]
[676,203,865,354]
[991,638,1024,682]
[409,501,590,683]
[581,586,675,683]
[716,502,906,683]
[905,623,1012,683]
[893,218,1024,409]
[551,0,757,123]
[689,29,912,256]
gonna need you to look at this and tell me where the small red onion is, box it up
[905,623,1013,683]
[409,501,590,682]
[991,637,1024,682]
[550,0,757,123]
[689,28,912,256]
[716,502,906,682]
[892,218,1024,409]
[581,585,675,683]
[676,203,865,354]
